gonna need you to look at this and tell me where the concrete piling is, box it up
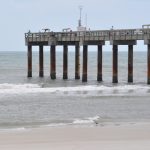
[97,45,103,82]
[27,45,32,77]
[75,44,80,79]
[128,45,133,83]
[82,45,88,82]
[148,44,150,84]
[50,45,56,79]
[63,45,68,79]
[39,45,44,77]
[112,45,118,83]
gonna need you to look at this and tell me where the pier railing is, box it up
[25,28,150,45]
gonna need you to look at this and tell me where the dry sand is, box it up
[0,123,150,150]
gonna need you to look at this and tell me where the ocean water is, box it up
[0,50,150,129]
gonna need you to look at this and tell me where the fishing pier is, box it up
[25,26,150,84]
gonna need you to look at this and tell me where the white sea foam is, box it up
[0,83,150,96]
[0,83,40,89]
[41,116,101,127]
[73,116,100,125]
[0,127,27,133]
[43,123,69,127]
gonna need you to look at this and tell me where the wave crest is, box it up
[73,116,100,125]
[0,83,149,95]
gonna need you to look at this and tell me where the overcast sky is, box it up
[0,0,149,51]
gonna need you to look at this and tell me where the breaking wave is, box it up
[0,83,150,96]
[73,116,100,125]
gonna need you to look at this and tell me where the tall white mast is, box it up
[77,6,86,31]
[78,5,83,27]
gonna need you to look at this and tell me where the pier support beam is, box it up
[75,44,80,79]
[112,45,118,83]
[82,45,88,82]
[148,44,150,84]
[97,45,103,82]
[50,45,56,79]
[128,45,133,83]
[63,45,68,79]
[39,45,44,77]
[27,45,32,77]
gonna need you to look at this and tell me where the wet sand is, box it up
[0,123,150,150]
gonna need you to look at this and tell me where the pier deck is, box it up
[25,28,150,45]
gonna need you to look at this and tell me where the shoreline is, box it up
[0,122,150,150]
[0,120,149,131]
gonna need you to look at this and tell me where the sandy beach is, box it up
[0,123,150,150]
